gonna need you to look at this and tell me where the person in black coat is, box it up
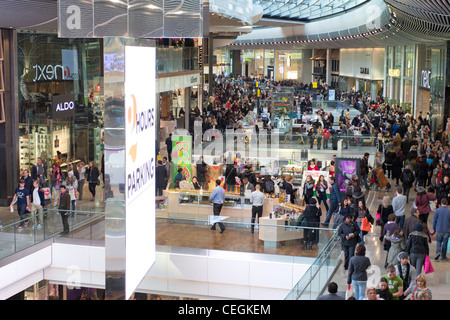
[436,175,450,206]
[196,157,209,189]
[338,214,361,270]
[300,198,322,250]
[224,163,237,193]
[406,222,429,273]
[86,161,100,201]
[156,160,167,196]
[240,165,257,187]
[384,148,396,178]
[392,154,404,186]
[416,156,429,188]
[400,165,415,203]
[165,133,172,162]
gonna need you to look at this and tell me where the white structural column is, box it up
[326,49,332,87]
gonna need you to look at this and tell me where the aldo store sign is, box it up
[52,94,76,119]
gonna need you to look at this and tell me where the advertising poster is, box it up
[172,135,192,187]
[301,170,330,194]
[335,158,360,195]
[124,45,156,300]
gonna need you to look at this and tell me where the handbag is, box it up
[424,254,434,274]
[361,217,371,232]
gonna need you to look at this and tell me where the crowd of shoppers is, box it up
[156,75,448,301]
[11,155,104,234]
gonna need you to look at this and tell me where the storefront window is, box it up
[214,49,230,76]
[254,49,264,78]
[264,50,274,79]
[275,51,302,81]
[404,45,414,79]
[17,32,103,178]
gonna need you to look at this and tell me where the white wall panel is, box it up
[207,258,250,286]
[168,279,209,296]
[0,246,51,291]
[208,282,250,300]
[250,261,293,289]
[167,254,208,282]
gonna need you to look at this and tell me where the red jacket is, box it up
[415,193,436,214]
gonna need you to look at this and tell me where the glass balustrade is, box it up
[0,206,105,259]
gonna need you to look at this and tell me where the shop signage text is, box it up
[388,68,401,77]
[33,64,71,82]
[52,94,76,119]
[421,70,431,89]
[360,67,370,75]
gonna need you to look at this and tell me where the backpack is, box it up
[264,180,274,193]
[402,170,414,185]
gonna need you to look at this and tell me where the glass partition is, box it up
[0,207,105,259]
[156,211,336,257]
[284,229,342,300]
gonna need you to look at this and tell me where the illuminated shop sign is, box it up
[33,64,71,82]
[33,49,79,82]
[421,70,431,89]
[52,94,76,119]
[388,68,401,77]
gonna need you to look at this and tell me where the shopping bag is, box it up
[69,187,77,199]
[42,187,52,200]
[429,201,436,211]
[361,217,371,232]
[448,240,450,254]
[424,255,434,274]
[376,212,381,221]
[345,284,354,300]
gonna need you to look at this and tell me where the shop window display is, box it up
[17,33,103,181]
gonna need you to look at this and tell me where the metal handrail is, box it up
[285,230,342,300]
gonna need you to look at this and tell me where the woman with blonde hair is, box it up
[364,287,383,300]
[408,274,432,300]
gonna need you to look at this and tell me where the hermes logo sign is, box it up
[52,94,76,119]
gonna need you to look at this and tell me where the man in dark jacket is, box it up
[338,214,360,270]
[165,133,173,162]
[360,153,370,190]
[436,175,450,206]
[224,163,237,192]
[400,165,415,203]
[406,222,429,273]
[317,282,345,300]
[59,185,71,235]
[156,160,167,196]
[322,176,341,227]
[31,157,47,187]
[196,156,208,189]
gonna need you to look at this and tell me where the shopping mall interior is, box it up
[0,0,450,305]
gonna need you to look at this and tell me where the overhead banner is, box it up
[124,45,156,300]
[58,0,204,38]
